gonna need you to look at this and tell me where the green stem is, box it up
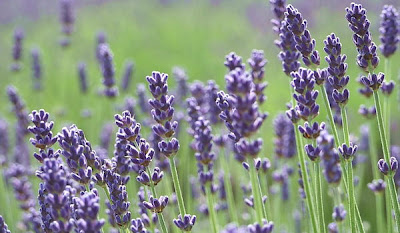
[147,167,169,233]
[294,123,318,233]
[205,182,218,233]
[256,173,268,219]
[341,106,365,233]
[248,158,264,223]
[385,181,393,233]
[315,163,326,233]
[169,157,186,216]
[373,90,400,232]
[376,193,385,233]
[319,85,340,147]
[220,148,239,224]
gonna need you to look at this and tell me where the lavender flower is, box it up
[285,5,320,67]
[31,48,42,90]
[346,3,379,71]
[190,81,206,108]
[368,179,386,193]
[270,0,286,34]
[379,5,399,58]
[248,220,274,233]
[38,158,74,232]
[358,105,376,119]
[28,109,57,150]
[172,66,189,107]
[143,196,169,213]
[338,143,358,160]
[58,125,101,185]
[99,44,118,98]
[0,120,9,162]
[378,157,398,175]
[130,218,147,233]
[59,0,74,35]
[147,71,179,157]
[324,33,350,106]
[381,81,395,96]
[7,81,29,133]
[206,80,222,125]
[248,50,268,104]
[99,123,113,155]
[104,170,131,228]
[11,28,24,71]
[78,62,88,94]
[95,31,107,63]
[121,60,134,91]
[224,52,245,71]
[273,113,296,159]
[73,189,105,233]
[361,73,385,91]
[0,215,11,233]
[137,84,151,114]
[317,131,342,184]
[332,205,346,222]
[173,214,196,231]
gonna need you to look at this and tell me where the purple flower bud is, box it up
[28,109,57,150]
[121,60,134,91]
[143,196,168,213]
[305,144,321,161]
[338,143,358,160]
[379,5,399,58]
[59,0,74,35]
[99,44,118,98]
[173,214,196,231]
[248,220,274,233]
[31,48,42,90]
[224,52,245,71]
[381,80,395,96]
[77,62,88,94]
[368,179,386,193]
[298,122,325,139]
[361,73,385,91]
[130,218,147,233]
[328,222,338,233]
[11,28,24,71]
[332,204,346,222]
[270,0,286,34]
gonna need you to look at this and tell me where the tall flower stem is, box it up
[220,148,239,224]
[372,90,400,232]
[341,107,357,233]
[294,123,318,233]
[169,157,187,217]
[248,158,265,223]
[369,121,386,232]
[314,162,326,233]
[147,167,169,233]
[384,58,391,142]
[385,179,393,233]
[205,182,218,233]
[319,85,340,147]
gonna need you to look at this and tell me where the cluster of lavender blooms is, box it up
[379,5,399,58]
[99,44,119,98]
[59,0,74,47]
[31,48,42,91]
[11,28,24,71]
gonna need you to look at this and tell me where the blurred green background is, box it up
[1,0,400,232]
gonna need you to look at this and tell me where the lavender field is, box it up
[1,0,400,232]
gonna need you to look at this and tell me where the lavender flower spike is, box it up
[121,60,134,91]
[28,109,57,150]
[59,0,74,35]
[31,48,42,90]
[317,130,342,184]
[73,189,105,233]
[11,28,24,71]
[78,62,88,94]
[270,0,286,34]
[0,215,11,233]
[379,5,399,58]
[99,43,118,98]
[285,5,320,67]
[248,220,274,233]
[345,3,379,71]
[173,214,196,231]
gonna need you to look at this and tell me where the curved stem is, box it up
[373,90,400,232]
[315,163,326,233]
[205,182,218,233]
[220,148,239,224]
[294,123,318,233]
[341,106,365,233]
[169,157,187,216]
